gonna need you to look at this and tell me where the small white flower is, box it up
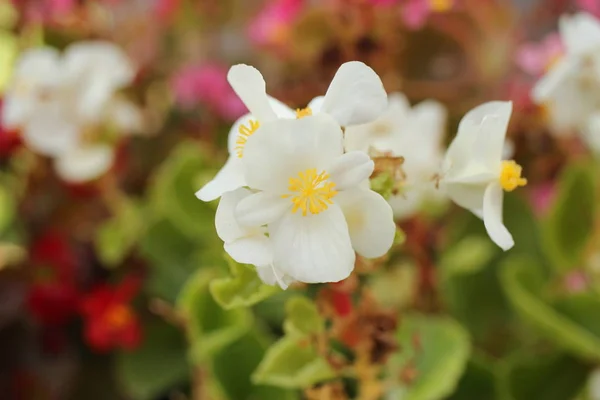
[215,188,293,289]
[345,93,447,219]
[532,12,600,132]
[230,114,395,283]
[440,101,527,251]
[196,61,388,201]
[2,41,138,182]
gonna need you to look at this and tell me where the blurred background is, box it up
[0,0,599,399]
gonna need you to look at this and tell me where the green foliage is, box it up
[389,314,471,400]
[440,235,496,276]
[543,163,596,272]
[116,320,189,400]
[447,356,496,400]
[370,171,395,200]
[283,296,324,336]
[177,269,251,362]
[252,296,334,389]
[148,141,217,239]
[0,184,14,234]
[501,255,600,362]
[496,351,589,400]
[95,198,144,267]
[210,257,279,309]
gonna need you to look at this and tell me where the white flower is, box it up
[215,187,293,290]
[2,41,138,182]
[196,61,387,201]
[228,114,395,283]
[584,112,600,153]
[345,93,447,219]
[440,101,526,251]
[532,12,600,132]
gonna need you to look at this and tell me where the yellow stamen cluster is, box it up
[429,0,452,12]
[296,107,313,119]
[283,168,337,216]
[235,119,261,158]
[499,160,527,192]
[104,304,133,329]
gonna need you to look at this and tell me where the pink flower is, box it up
[401,0,455,30]
[577,0,600,18]
[516,33,564,76]
[564,271,588,293]
[369,0,399,6]
[13,0,76,23]
[248,0,304,47]
[171,64,246,121]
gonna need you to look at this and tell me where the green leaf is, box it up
[553,293,600,340]
[389,314,471,400]
[140,219,200,302]
[440,235,496,276]
[177,269,251,362]
[370,172,395,200]
[0,30,16,93]
[543,163,596,272]
[283,296,324,336]
[496,351,589,400]
[95,198,144,268]
[501,255,600,361]
[447,355,496,400]
[212,330,298,400]
[252,335,335,389]
[0,184,14,234]
[149,141,216,239]
[210,258,279,309]
[116,320,189,400]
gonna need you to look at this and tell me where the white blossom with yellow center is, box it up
[2,41,139,183]
[195,61,387,201]
[532,12,600,136]
[213,114,395,284]
[440,101,527,251]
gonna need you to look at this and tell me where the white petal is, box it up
[328,151,374,190]
[225,235,273,266]
[388,190,423,220]
[242,114,344,192]
[195,156,246,202]
[442,181,487,218]
[559,12,600,56]
[55,145,114,183]
[584,113,600,153]
[270,205,355,283]
[531,59,575,103]
[227,64,277,122]
[307,96,325,113]
[483,182,514,251]
[320,61,387,126]
[268,96,296,118]
[22,105,79,156]
[2,96,34,129]
[235,191,290,227]
[256,265,294,290]
[336,189,395,258]
[107,98,142,133]
[13,47,63,87]
[215,188,252,243]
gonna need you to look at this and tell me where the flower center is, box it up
[296,107,312,119]
[429,0,452,12]
[235,119,260,158]
[499,160,527,192]
[282,168,337,216]
[104,304,133,330]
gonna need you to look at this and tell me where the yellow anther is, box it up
[499,160,527,192]
[282,168,337,216]
[295,107,312,119]
[429,0,452,12]
[235,119,261,158]
[105,304,133,329]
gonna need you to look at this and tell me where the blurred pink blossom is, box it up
[401,0,455,30]
[15,0,76,23]
[577,0,600,18]
[529,183,556,217]
[248,0,304,47]
[515,33,564,76]
[369,0,399,6]
[564,271,588,293]
[171,64,246,121]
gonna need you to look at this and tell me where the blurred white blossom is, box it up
[440,101,526,251]
[2,41,141,182]
[195,61,387,201]
[345,93,447,219]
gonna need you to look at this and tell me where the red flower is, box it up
[80,276,142,352]
[26,232,80,326]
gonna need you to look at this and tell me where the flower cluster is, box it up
[1,41,141,182]
[532,12,600,153]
